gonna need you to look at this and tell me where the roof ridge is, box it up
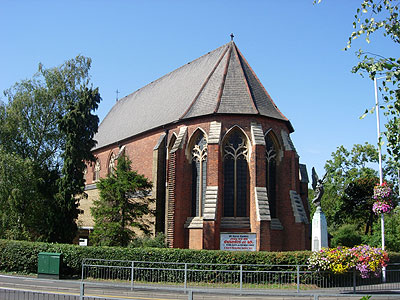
[232,43,259,114]
[94,41,295,151]
[214,43,232,113]
[235,46,290,123]
[180,43,231,119]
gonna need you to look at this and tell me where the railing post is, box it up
[184,263,188,291]
[296,265,300,293]
[353,269,356,294]
[314,294,319,300]
[81,259,85,281]
[187,289,193,300]
[240,264,243,292]
[131,261,134,291]
[80,281,84,300]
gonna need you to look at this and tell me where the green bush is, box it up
[331,224,363,248]
[129,233,167,248]
[0,239,311,277]
[1,239,399,279]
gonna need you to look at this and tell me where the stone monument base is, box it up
[312,206,328,251]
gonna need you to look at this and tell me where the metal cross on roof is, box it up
[116,89,120,102]
[230,33,234,41]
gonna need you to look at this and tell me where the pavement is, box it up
[1,274,400,300]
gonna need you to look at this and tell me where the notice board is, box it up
[220,233,256,251]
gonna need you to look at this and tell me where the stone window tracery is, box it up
[191,131,207,217]
[223,129,248,217]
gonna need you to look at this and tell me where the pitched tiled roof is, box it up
[94,42,292,150]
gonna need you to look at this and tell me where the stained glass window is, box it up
[223,130,248,217]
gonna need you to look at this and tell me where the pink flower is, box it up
[372,183,394,215]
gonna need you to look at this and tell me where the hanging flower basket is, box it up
[372,200,393,214]
[372,182,394,215]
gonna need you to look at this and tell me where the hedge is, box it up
[1,239,399,278]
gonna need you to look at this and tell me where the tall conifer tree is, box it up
[56,87,100,242]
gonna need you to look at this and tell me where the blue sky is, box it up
[1,0,397,179]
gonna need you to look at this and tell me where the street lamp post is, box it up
[374,76,386,282]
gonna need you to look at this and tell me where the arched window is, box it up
[265,131,278,218]
[93,158,101,182]
[108,152,116,175]
[223,129,248,217]
[190,131,207,217]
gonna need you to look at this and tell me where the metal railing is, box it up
[81,259,400,293]
[0,287,78,300]
[3,283,400,300]
[78,281,400,300]
[4,285,400,300]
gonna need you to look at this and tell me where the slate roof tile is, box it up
[94,42,292,150]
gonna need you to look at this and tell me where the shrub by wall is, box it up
[1,239,399,278]
[0,239,311,277]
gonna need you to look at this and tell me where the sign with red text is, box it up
[220,233,256,251]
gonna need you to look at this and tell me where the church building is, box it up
[80,41,310,251]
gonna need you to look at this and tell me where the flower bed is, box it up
[308,245,389,278]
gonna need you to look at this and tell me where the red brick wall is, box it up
[188,228,203,249]
[86,114,310,251]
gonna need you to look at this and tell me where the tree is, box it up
[363,207,400,251]
[53,87,101,242]
[321,143,379,230]
[0,147,36,240]
[0,56,100,242]
[338,176,379,234]
[331,223,363,248]
[1,55,92,168]
[385,115,400,194]
[91,154,153,247]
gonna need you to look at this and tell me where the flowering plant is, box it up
[308,245,388,278]
[372,182,394,215]
[372,201,393,214]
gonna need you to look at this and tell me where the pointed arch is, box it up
[264,129,280,218]
[222,126,250,217]
[186,127,208,159]
[188,128,208,217]
[221,126,251,158]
